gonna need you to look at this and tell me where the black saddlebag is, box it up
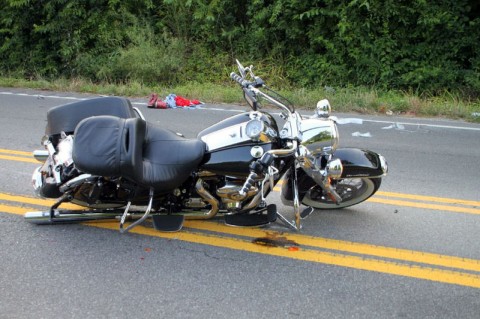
[45,97,136,137]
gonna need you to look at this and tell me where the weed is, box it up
[0,77,478,121]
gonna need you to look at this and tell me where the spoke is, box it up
[310,178,367,204]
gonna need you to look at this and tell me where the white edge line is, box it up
[1,91,479,131]
[362,119,480,131]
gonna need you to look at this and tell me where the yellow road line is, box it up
[0,193,81,210]
[2,202,480,288]
[87,221,480,289]
[0,148,32,157]
[184,220,480,272]
[276,179,480,206]
[2,191,480,262]
[4,189,477,218]
[5,197,479,273]
[376,191,480,207]
[367,197,480,215]
[0,154,38,164]
[0,203,31,215]
[272,187,480,215]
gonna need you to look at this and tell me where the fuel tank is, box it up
[197,112,279,177]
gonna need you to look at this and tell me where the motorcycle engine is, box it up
[216,179,258,210]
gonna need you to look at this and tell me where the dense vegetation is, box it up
[1,0,479,99]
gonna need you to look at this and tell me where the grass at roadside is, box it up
[1,77,479,122]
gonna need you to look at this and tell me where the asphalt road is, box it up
[0,88,479,318]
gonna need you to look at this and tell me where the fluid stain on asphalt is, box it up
[252,232,299,249]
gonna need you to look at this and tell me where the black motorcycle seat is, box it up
[73,115,206,191]
[141,123,206,190]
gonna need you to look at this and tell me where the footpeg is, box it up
[151,215,185,232]
[225,204,277,227]
[300,207,314,219]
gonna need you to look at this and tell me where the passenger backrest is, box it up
[72,115,145,181]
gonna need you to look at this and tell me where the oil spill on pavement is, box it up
[252,232,299,248]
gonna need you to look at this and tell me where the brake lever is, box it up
[253,76,265,88]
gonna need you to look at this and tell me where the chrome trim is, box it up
[59,174,93,193]
[200,123,250,151]
[296,147,343,203]
[120,188,154,233]
[265,140,298,158]
[200,114,277,151]
[133,107,146,120]
[315,99,331,118]
[326,158,343,179]
[250,145,264,158]
[300,119,338,156]
[379,155,388,176]
[32,166,43,196]
[33,150,49,162]
[217,181,258,201]
[69,200,125,209]
[184,179,220,220]
[197,170,217,177]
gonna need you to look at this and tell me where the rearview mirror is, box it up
[315,99,331,118]
[236,59,247,78]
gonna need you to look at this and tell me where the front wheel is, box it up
[302,178,381,209]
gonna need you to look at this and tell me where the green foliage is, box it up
[96,26,186,85]
[0,0,479,97]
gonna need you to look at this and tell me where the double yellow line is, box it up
[370,191,480,215]
[273,182,480,216]
[1,192,479,289]
[0,148,37,164]
[2,148,480,288]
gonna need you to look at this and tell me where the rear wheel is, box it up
[302,178,381,209]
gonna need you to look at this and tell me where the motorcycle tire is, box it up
[302,177,381,209]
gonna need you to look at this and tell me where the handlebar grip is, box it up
[230,72,249,87]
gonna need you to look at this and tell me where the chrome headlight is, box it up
[300,119,338,156]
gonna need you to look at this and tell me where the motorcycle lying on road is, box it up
[25,60,388,232]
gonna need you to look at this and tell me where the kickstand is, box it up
[119,188,154,233]
[49,193,71,221]
[275,211,300,231]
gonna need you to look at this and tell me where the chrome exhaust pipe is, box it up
[184,179,220,220]
[24,210,123,225]
[26,178,221,224]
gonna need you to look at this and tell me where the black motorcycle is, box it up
[25,60,388,232]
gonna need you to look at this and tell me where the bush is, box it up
[0,0,479,97]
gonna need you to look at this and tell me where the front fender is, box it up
[333,148,388,178]
[280,148,387,205]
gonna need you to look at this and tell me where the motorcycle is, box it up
[25,60,388,232]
